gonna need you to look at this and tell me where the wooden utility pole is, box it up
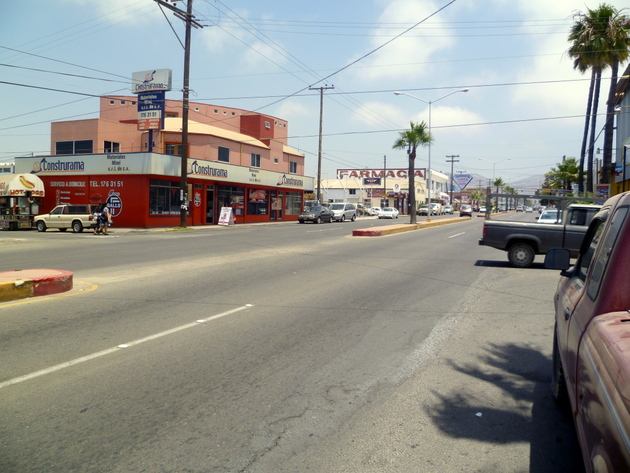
[445,154,459,205]
[309,85,334,203]
[153,0,203,227]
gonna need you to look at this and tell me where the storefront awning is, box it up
[0,173,45,197]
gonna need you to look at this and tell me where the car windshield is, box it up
[330,204,344,210]
[304,206,322,212]
[383,208,394,211]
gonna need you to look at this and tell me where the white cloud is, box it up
[349,0,455,83]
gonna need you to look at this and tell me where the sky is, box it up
[1,0,627,193]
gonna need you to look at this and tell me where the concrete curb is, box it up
[352,216,471,237]
[0,269,73,302]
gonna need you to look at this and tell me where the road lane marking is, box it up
[448,232,466,239]
[0,304,253,389]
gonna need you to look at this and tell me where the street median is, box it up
[353,216,470,237]
[0,269,73,302]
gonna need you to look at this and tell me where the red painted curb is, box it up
[0,269,73,301]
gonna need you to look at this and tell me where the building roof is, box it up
[162,117,269,149]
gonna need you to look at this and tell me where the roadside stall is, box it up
[0,174,45,230]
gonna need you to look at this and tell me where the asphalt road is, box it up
[0,215,584,473]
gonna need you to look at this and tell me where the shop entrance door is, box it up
[206,187,214,224]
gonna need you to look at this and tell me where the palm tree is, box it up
[393,121,432,224]
[568,5,630,191]
[492,177,506,211]
[471,189,483,210]
[546,157,581,192]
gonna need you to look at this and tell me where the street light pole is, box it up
[445,154,459,205]
[394,89,468,220]
[479,157,511,211]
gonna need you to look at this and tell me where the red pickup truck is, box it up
[545,191,630,472]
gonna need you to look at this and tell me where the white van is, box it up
[329,203,357,222]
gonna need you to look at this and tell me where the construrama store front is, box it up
[14,153,314,227]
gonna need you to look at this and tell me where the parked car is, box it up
[479,206,487,214]
[459,204,473,217]
[545,191,630,473]
[442,205,454,215]
[368,207,382,216]
[34,204,98,233]
[537,209,560,224]
[430,203,442,215]
[378,207,399,219]
[329,203,357,222]
[417,205,429,216]
[298,205,334,224]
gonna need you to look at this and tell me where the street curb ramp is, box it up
[0,269,73,302]
[352,217,470,237]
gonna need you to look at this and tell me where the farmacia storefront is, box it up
[14,153,314,228]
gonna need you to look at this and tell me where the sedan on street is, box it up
[298,205,334,224]
[460,204,473,217]
[378,207,399,219]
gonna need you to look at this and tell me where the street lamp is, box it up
[394,89,469,220]
[478,157,511,211]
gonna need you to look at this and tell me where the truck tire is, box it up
[508,242,535,268]
[72,221,84,233]
[36,221,47,232]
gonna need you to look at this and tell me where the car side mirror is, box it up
[544,249,571,273]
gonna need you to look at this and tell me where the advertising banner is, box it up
[132,69,172,94]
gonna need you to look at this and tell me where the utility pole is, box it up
[445,154,459,205]
[153,0,203,227]
[309,85,334,203]
[383,155,387,207]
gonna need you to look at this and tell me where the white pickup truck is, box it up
[34,204,98,233]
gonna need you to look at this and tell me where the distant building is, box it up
[0,162,15,174]
[614,63,630,195]
[320,168,448,214]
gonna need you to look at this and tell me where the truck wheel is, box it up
[72,221,83,233]
[508,243,535,268]
[551,326,568,405]
[36,221,47,232]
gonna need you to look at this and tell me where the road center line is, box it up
[0,304,253,389]
[448,232,466,239]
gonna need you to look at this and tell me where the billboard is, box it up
[132,69,172,94]
[137,91,165,130]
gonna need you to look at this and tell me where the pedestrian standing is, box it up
[100,203,111,235]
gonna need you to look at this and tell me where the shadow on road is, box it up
[425,342,585,473]
[474,260,551,270]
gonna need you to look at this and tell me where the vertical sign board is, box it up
[132,69,172,131]
[137,91,165,131]
[218,207,234,225]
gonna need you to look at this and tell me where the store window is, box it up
[55,140,93,155]
[247,189,268,215]
[218,185,244,216]
[290,161,297,173]
[149,179,184,215]
[285,192,302,215]
[218,146,230,163]
[251,153,261,167]
[104,141,120,153]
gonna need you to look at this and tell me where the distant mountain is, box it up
[452,173,544,194]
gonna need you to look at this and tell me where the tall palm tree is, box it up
[492,177,506,211]
[599,6,630,184]
[568,5,630,191]
[393,121,432,224]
